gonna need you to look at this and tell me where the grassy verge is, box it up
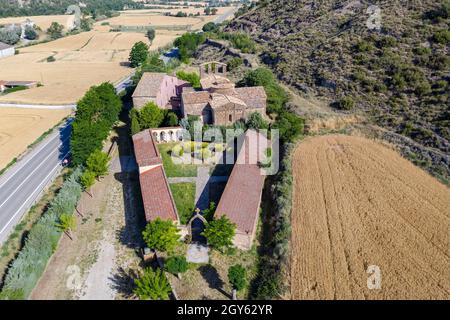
[169,183,196,225]
[158,143,198,177]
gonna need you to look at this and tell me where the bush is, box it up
[202,22,218,33]
[0,168,83,299]
[0,27,20,45]
[163,111,179,127]
[133,268,171,300]
[136,102,165,129]
[336,96,355,110]
[86,149,110,178]
[165,256,188,275]
[24,25,38,40]
[228,264,247,291]
[47,22,64,40]
[432,29,450,44]
[146,28,155,43]
[176,70,201,88]
[227,58,243,71]
[47,56,56,62]
[202,216,236,252]
[174,33,206,63]
[246,112,268,130]
[142,218,180,252]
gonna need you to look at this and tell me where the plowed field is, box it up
[291,135,450,299]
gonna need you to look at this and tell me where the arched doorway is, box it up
[187,209,208,243]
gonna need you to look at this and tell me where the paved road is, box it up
[0,119,72,244]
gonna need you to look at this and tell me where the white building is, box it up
[0,42,14,59]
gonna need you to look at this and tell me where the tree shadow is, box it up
[109,266,139,299]
[198,264,231,299]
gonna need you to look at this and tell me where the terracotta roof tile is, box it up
[182,91,211,104]
[132,73,166,97]
[215,130,269,235]
[132,130,162,167]
[139,166,178,222]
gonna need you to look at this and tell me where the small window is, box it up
[229,114,232,122]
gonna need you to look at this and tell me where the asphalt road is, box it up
[0,120,72,244]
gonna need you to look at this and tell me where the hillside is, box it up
[227,0,449,181]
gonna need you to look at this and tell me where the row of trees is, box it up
[70,82,122,166]
[0,168,83,300]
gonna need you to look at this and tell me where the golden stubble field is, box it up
[291,135,450,299]
[0,15,74,31]
[0,29,181,104]
[0,108,72,169]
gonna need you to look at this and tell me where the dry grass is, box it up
[291,135,450,300]
[0,15,75,31]
[0,108,71,169]
[0,29,178,104]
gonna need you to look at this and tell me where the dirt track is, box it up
[291,135,450,299]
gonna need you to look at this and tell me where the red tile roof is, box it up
[215,130,269,236]
[139,166,178,222]
[133,129,179,223]
[132,130,162,167]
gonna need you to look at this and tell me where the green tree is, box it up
[202,22,218,32]
[202,216,236,252]
[71,83,121,166]
[80,17,93,31]
[163,111,179,127]
[129,41,149,67]
[228,264,247,300]
[146,28,156,43]
[24,25,38,40]
[0,27,20,45]
[133,268,171,300]
[130,109,141,135]
[80,170,96,196]
[47,22,64,39]
[211,8,218,15]
[204,7,211,15]
[142,218,180,252]
[246,112,268,130]
[56,213,77,240]
[86,149,110,178]
[138,102,164,129]
[165,256,188,279]
[176,70,201,88]
[274,111,304,142]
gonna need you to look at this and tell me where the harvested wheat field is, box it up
[0,15,75,32]
[0,29,178,104]
[0,108,71,169]
[291,135,450,300]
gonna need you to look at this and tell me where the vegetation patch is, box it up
[169,183,196,224]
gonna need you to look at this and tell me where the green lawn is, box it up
[158,143,198,177]
[170,182,196,224]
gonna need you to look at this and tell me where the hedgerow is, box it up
[0,167,83,300]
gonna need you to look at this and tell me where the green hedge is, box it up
[0,167,83,300]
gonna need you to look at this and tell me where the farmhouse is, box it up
[132,73,189,111]
[132,129,179,223]
[0,42,14,59]
[132,61,267,125]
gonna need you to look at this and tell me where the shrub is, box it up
[227,58,243,71]
[165,256,188,275]
[174,33,206,63]
[47,22,64,39]
[163,111,179,127]
[86,149,110,178]
[0,27,20,45]
[146,28,155,43]
[336,96,355,110]
[137,102,165,129]
[142,218,180,252]
[46,56,56,62]
[228,264,247,291]
[202,22,218,33]
[176,70,201,88]
[246,112,268,130]
[133,268,171,300]
[432,29,450,44]
[24,25,38,40]
[202,216,236,252]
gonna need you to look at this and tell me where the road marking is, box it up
[0,135,70,210]
[0,122,71,190]
[0,149,70,237]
